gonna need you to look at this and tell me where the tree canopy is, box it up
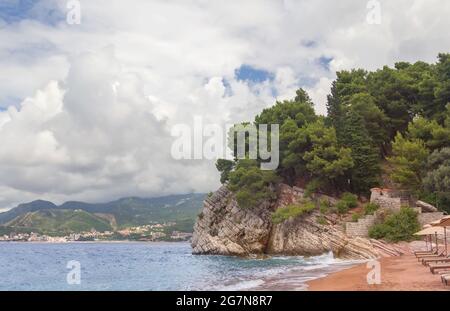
[216,54,450,211]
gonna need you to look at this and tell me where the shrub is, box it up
[351,212,362,222]
[335,192,358,215]
[341,192,358,208]
[364,203,379,215]
[368,207,420,242]
[228,160,280,209]
[304,179,321,198]
[336,201,349,214]
[368,223,389,239]
[319,198,330,214]
[316,215,327,225]
[272,201,316,224]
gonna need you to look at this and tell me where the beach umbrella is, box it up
[432,216,450,256]
[421,224,432,251]
[415,227,446,253]
[434,216,450,227]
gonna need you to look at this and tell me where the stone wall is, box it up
[370,188,403,211]
[345,214,377,238]
[346,190,444,238]
[346,210,445,238]
[418,212,445,226]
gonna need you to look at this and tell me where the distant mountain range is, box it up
[0,193,205,235]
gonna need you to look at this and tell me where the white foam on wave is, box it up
[216,279,266,291]
[217,251,361,291]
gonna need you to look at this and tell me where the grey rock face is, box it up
[192,184,391,259]
[266,212,379,259]
[191,186,272,256]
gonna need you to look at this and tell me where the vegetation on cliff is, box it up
[216,54,450,213]
[271,200,315,224]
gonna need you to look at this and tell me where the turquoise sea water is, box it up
[0,242,356,291]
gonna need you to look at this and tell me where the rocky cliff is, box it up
[192,184,403,259]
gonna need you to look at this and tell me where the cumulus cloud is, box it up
[0,0,450,208]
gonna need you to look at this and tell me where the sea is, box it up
[0,242,361,291]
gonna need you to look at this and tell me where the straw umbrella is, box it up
[419,224,433,252]
[433,216,450,256]
[423,224,432,251]
[422,224,433,252]
[414,226,446,253]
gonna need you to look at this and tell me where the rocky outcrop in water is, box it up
[192,184,401,259]
[191,186,272,255]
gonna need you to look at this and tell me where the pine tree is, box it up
[340,110,381,194]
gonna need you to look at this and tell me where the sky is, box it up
[0,0,450,210]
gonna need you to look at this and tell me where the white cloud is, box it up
[0,0,450,208]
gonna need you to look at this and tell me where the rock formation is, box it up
[192,184,399,259]
[191,186,272,255]
[416,200,438,213]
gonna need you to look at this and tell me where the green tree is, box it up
[341,110,381,194]
[215,159,235,184]
[407,116,450,150]
[346,93,389,153]
[327,69,368,137]
[388,133,429,192]
[254,88,317,181]
[366,66,416,139]
[255,88,317,128]
[302,120,354,191]
[228,160,280,209]
[423,148,450,213]
[434,53,450,122]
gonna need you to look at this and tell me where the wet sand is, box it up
[252,261,360,291]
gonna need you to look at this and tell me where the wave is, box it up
[213,252,360,291]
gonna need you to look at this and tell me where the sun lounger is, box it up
[438,270,450,281]
[442,275,450,286]
[437,269,450,274]
[422,257,450,266]
[415,252,436,258]
[429,263,450,274]
[439,272,450,282]
[415,250,437,256]
[417,251,445,261]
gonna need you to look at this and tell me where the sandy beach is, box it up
[248,241,450,291]
[306,254,450,291]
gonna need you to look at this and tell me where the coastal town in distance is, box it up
[0,222,193,243]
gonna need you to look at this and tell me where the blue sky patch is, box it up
[0,0,64,25]
[316,56,333,71]
[1,96,22,109]
[235,64,274,83]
